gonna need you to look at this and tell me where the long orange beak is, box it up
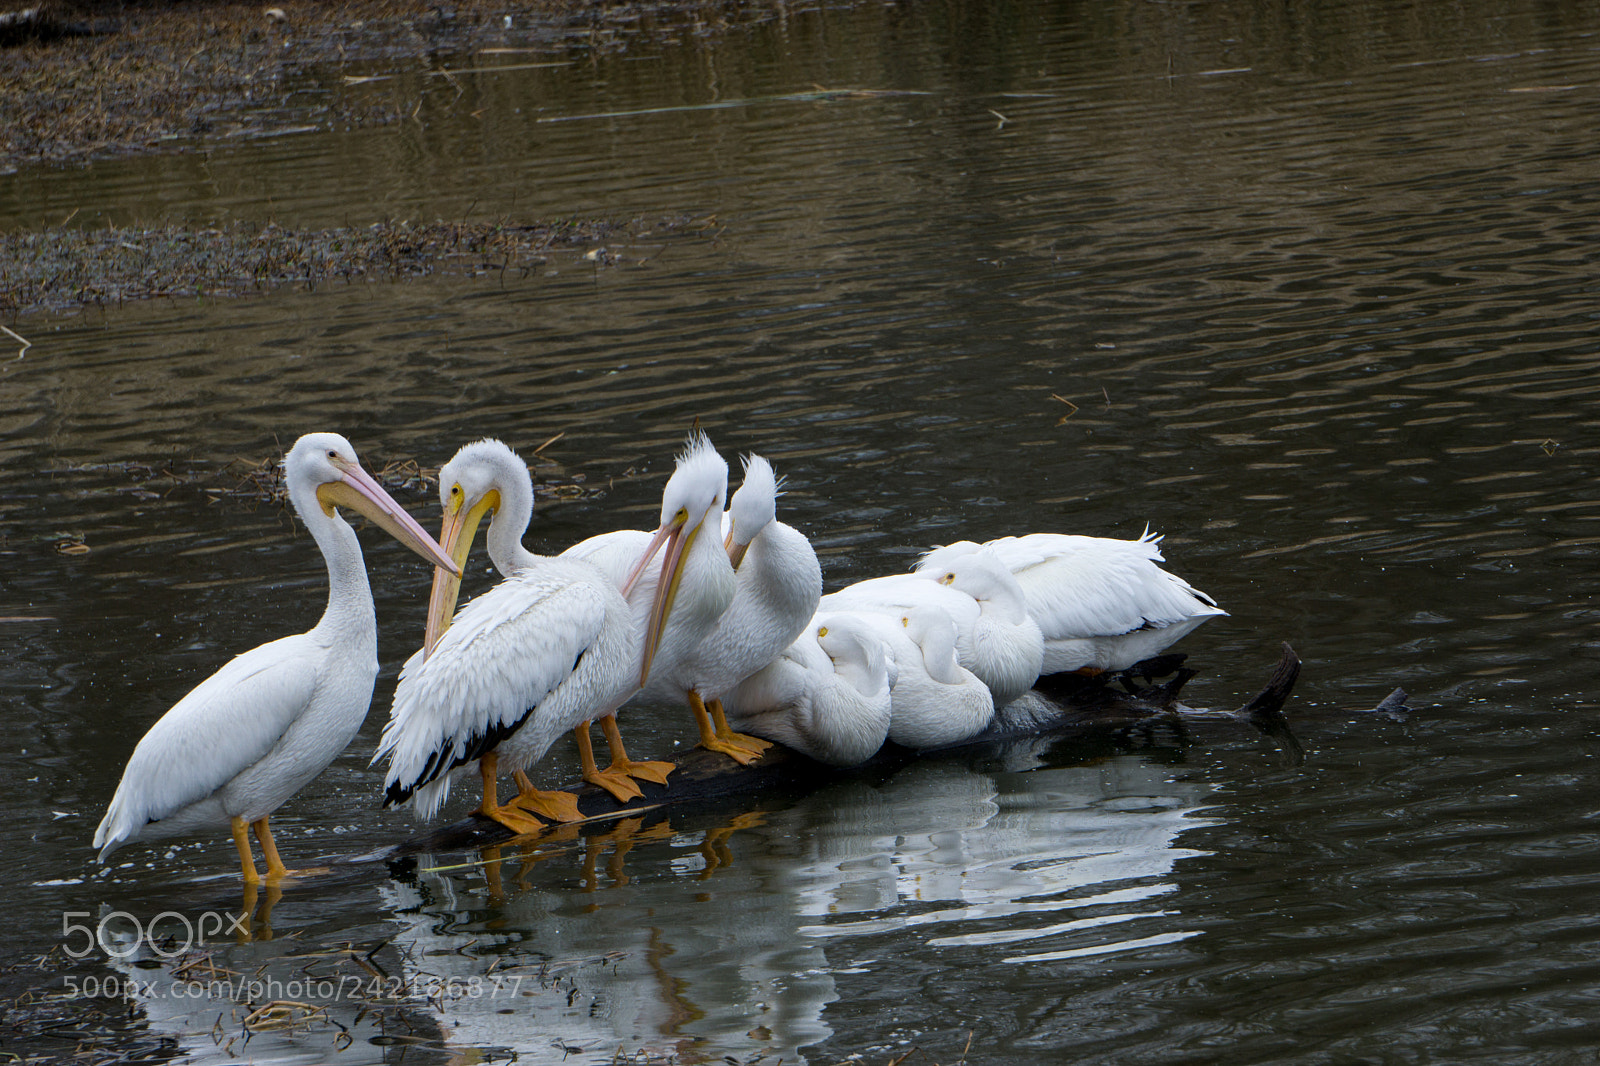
[626,501,717,688]
[621,520,676,601]
[422,489,499,657]
[625,520,684,689]
[316,464,460,579]
[723,520,750,569]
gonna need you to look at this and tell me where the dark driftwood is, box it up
[390,643,1302,857]
[0,4,106,45]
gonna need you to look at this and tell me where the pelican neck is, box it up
[290,483,376,641]
[484,478,538,577]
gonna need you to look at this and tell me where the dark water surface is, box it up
[5,0,1600,1062]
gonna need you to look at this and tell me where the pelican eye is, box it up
[939,572,956,585]
[900,616,910,628]
[817,626,829,639]
[327,449,340,460]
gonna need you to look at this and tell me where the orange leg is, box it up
[575,720,644,802]
[599,714,675,785]
[688,690,766,765]
[476,751,548,835]
[252,818,291,882]
[231,816,260,885]
[510,769,584,823]
[710,698,772,757]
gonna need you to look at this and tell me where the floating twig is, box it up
[242,1000,328,1032]
[537,88,931,124]
[343,60,573,84]
[2,325,31,360]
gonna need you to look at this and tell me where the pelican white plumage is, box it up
[819,552,1043,710]
[673,452,825,762]
[562,433,756,763]
[93,432,459,883]
[720,612,895,766]
[377,439,663,833]
[849,606,995,749]
[916,530,1225,674]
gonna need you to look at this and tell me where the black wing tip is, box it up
[383,779,415,808]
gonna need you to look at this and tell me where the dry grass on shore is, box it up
[0,214,695,316]
[1,0,783,170]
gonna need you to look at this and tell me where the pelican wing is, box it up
[94,635,322,850]
[819,574,980,627]
[1000,537,1220,640]
[378,569,610,813]
[919,532,1220,639]
[920,531,1162,576]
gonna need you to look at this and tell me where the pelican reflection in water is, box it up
[364,752,1217,1063]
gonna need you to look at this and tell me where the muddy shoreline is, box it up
[0,214,701,316]
[1,0,792,171]
[1,0,776,317]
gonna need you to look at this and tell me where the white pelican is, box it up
[916,530,1226,674]
[377,439,664,833]
[819,553,1043,710]
[93,432,459,884]
[671,452,824,763]
[562,433,749,763]
[848,606,995,749]
[719,611,894,767]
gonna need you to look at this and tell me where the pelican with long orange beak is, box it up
[659,452,823,765]
[94,432,460,884]
[377,439,657,831]
[563,432,746,765]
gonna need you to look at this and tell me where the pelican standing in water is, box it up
[93,433,459,883]
[820,552,1044,710]
[563,433,758,764]
[377,439,666,833]
[916,530,1226,674]
[719,611,895,766]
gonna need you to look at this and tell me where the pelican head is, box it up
[423,438,533,655]
[285,432,458,577]
[914,539,983,575]
[815,612,893,690]
[930,551,1017,601]
[623,432,729,686]
[723,454,780,568]
[900,606,964,684]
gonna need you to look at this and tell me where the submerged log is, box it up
[392,643,1302,857]
[0,4,108,45]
